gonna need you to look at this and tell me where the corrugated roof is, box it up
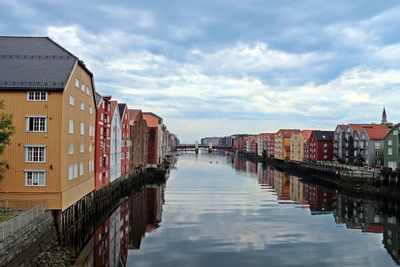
[0,36,79,90]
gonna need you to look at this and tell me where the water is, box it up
[77,153,400,267]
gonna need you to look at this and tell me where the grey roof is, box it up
[313,131,334,141]
[118,103,126,120]
[0,36,80,90]
[95,92,102,107]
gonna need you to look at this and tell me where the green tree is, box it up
[385,122,394,129]
[0,100,15,180]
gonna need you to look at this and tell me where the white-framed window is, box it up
[25,170,46,186]
[69,95,75,106]
[323,155,327,159]
[388,148,393,156]
[99,157,102,167]
[68,144,74,155]
[25,146,46,162]
[27,91,48,101]
[389,140,393,146]
[80,122,84,135]
[80,101,85,111]
[26,116,47,132]
[88,144,92,152]
[68,164,74,180]
[74,164,78,178]
[121,152,124,159]
[323,143,327,148]
[394,130,398,136]
[126,152,129,159]
[89,125,94,137]
[86,86,90,95]
[80,143,84,153]
[375,142,381,150]
[388,161,397,169]
[324,149,327,153]
[68,120,74,134]
[80,162,84,176]
[89,106,93,114]
[75,78,80,88]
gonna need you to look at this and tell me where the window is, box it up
[89,125,94,137]
[81,84,85,92]
[394,130,398,136]
[126,152,129,159]
[27,91,47,101]
[75,78,80,88]
[324,149,327,153]
[389,140,393,146]
[388,147,393,156]
[80,162,84,176]
[69,120,74,134]
[26,116,47,132]
[80,122,84,135]
[323,143,327,148]
[68,144,74,155]
[121,153,124,159]
[68,165,74,180]
[375,142,381,150]
[80,101,85,111]
[25,170,45,186]
[89,106,93,114]
[25,146,46,162]
[99,157,102,166]
[86,86,90,95]
[69,96,75,106]
[74,164,78,178]
[88,144,92,152]
[80,143,84,153]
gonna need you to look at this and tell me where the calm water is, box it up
[77,153,400,267]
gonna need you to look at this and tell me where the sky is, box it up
[1,0,400,143]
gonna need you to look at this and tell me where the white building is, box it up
[110,101,121,181]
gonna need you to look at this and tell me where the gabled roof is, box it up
[364,127,390,140]
[276,129,300,138]
[313,131,334,141]
[143,112,162,128]
[118,103,127,120]
[128,109,141,123]
[0,36,90,91]
[95,92,102,107]
[299,130,314,140]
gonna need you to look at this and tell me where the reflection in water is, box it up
[77,153,400,266]
[75,184,165,266]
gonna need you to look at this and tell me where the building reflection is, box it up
[236,157,400,265]
[74,184,165,266]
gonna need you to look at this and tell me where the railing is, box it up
[0,202,48,242]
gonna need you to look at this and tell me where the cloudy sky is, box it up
[1,0,400,143]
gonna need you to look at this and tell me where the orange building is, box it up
[0,37,96,210]
[274,129,300,160]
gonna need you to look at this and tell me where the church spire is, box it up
[381,107,387,124]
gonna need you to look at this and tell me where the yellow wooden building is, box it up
[0,37,96,210]
[274,129,300,160]
[290,130,313,162]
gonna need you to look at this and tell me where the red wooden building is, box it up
[308,131,334,161]
[95,93,111,189]
[143,113,162,167]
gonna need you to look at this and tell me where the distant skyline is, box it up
[1,0,400,143]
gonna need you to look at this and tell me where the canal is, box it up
[76,153,400,266]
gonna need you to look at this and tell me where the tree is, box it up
[385,122,394,129]
[0,100,15,180]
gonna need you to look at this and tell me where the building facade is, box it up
[274,129,300,160]
[118,104,130,177]
[384,124,400,170]
[290,130,313,162]
[110,101,122,182]
[308,131,334,161]
[94,93,111,190]
[129,109,148,171]
[0,37,96,210]
[143,113,163,167]
[257,133,268,156]
[359,127,389,166]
